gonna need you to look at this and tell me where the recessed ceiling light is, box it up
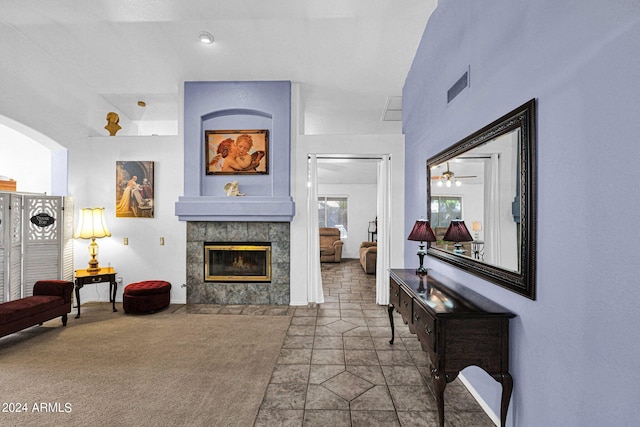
[199,32,214,44]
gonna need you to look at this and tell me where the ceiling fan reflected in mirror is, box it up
[431,162,476,187]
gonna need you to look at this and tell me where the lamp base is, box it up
[453,242,466,255]
[87,257,100,273]
[86,238,100,272]
[416,266,430,275]
[415,246,431,276]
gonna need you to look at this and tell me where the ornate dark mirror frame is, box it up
[427,99,537,299]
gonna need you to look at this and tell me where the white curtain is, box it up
[376,155,391,305]
[306,155,324,304]
[485,154,501,264]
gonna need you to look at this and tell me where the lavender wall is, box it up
[176,81,294,221]
[403,1,640,425]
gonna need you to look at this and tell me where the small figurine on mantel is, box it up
[105,112,121,136]
[224,180,245,197]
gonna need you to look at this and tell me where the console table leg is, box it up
[432,369,446,427]
[494,372,513,427]
[387,304,395,344]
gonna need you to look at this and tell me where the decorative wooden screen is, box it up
[0,193,23,302]
[23,196,63,297]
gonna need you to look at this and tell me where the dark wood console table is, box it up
[74,267,118,318]
[388,269,515,427]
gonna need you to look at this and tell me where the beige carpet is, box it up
[0,304,291,427]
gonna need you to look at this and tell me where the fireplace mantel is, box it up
[175,196,295,222]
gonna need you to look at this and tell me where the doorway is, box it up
[309,155,391,305]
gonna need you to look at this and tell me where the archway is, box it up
[0,116,68,195]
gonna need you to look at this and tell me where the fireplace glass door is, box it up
[204,243,271,282]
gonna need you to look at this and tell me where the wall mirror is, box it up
[427,99,536,299]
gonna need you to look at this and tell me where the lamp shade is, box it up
[443,220,473,242]
[74,208,111,239]
[407,220,436,243]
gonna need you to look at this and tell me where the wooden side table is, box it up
[74,267,117,318]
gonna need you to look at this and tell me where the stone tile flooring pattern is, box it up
[186,260,495,426]
[249,259,496,427]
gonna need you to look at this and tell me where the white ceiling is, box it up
[0,0,437,137]
[317,158,379,185]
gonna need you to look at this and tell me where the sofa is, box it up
[0,280,74,339]
[319,227,343,262]
[359,241,377,274]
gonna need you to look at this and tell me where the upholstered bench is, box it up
[123,280,171,314]
[0,280,74,338]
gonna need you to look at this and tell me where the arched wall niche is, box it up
[176,80,294,222]
[202,108,273,121]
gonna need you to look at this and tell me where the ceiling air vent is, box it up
[447,68,470,104]
[381,96,402,121]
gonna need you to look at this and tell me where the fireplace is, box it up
[177,82,294,305]
[186,221,289,305]
[204,243,271,282]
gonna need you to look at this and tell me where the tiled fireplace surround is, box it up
[186,221,290,305]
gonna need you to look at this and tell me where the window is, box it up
[318,196,348,238]
[430,196,462,227]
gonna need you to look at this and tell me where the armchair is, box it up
[319,227,343,262]
[359,242,377,274]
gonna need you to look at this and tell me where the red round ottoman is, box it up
[123,280,171,314]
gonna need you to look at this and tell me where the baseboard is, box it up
[85,298,309,306]
[289,300,313,306]
[80,298,188,305]
[78,297,108,304]
[458,372,499,426]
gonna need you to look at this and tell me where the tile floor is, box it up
[251,259,495,427]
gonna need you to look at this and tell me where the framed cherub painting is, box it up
[205,129,269,175]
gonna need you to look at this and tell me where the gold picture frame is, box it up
[204,243,272,282]
[115,161,154,218]
[205,129,269,175]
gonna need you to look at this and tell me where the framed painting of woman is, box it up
[115,161,154,218]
